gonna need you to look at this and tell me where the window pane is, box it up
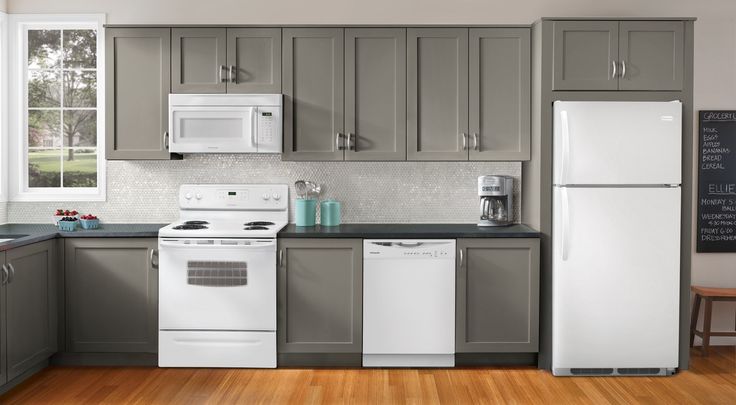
[63,70,96,107]
[62,148,97,187]
[29,149,61,188]
[28,110,61,148]
[28,70,61,107]
[63,30,96,69]
[28,29,61,69]
[63,110,97,147]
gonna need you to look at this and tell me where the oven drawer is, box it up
[159,330,276,368]
[159,239,276,331]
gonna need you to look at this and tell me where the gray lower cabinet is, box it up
[64,238,157,353]
[282,28,345,160]
[407,28,469,161]
[106,28,172,160]
[618,21,684,91]
[277,239,362,357]
[3,241,57,381]
[227,28,282,93]
[469,28,530,161]
[172,28,227,93]
[0,251,5,386]
[552,21,619,91]
[344,28,407,161]
[456,238,540,353]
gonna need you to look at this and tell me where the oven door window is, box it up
[187,261,248,286]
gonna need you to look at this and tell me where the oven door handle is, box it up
[158,240,276,249]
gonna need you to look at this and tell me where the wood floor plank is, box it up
[1,347,735,404]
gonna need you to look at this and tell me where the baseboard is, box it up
[0,359,49,396]
[50,352,157,366]
[277,353,362,367]
[455,352,538,367]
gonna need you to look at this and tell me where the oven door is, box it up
[159,238,276,331]
[169,106,256,153]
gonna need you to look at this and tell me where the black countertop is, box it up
[0,223,166,251]
[278,223,540,238]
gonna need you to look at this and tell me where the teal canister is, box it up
[320,199,341,226]
[295,199,317,227]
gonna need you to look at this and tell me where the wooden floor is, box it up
[2,347,735,404]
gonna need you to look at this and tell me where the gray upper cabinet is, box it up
[618,21,684,91]
[172,28,227,93]
[282,28,345,161]
[407,28,469,160]
[456,238,540,353]
[277,239,362,354]
[65,238,158,353]
[4,241,57,380]
[345,28,407,161]
[469,28,530,161]
[106,28,172,160]
[227,28,282,93]
[552,21,619,91]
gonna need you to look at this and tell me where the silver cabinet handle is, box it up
[7,263,15,284]
[230,65,237,84]
[150,249,159,269]
[164,131,169,150]
[611,60,617,79]
[1,265,7,285]
[472,133,479,151]
[220,65,228,83]
[347,133,356,151]
[461,133,467,150]
[278,249,283,268]
[335,133,345,151]
[620,60,627,79]
[459,249,464,268]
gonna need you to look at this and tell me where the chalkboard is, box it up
[697,111,736,252]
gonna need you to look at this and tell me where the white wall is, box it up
[7,0,736,343]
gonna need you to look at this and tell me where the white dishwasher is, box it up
[363,239,456,367]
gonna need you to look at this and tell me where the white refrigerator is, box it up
[552,101,682,376]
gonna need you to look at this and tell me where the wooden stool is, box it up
[690,286,736,355]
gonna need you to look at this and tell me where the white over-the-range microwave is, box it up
[168,94,282,153]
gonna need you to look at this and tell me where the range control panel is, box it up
[179,184,288,210]
[363,240,456,260]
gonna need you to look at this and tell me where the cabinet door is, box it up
[5,241,57,380]
[171,28,227,93]
[65,238,157,353]
[456,238,540,353]
[277,239,362,353]
[552,21,619,91]
[619,21,684,91]
[469,28,530,161]
[407,28,469,160]
[345,28,406,161]
[282,28,345,161]
[227,28,281,93]
[0,252,6,385]
[105,28,172,159]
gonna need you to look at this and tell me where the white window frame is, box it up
[0,12,8,203]
[8,14,106,202]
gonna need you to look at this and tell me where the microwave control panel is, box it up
[256,106,282,153]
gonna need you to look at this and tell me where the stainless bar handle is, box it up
[611,60,617,79]
[473,133,479,151]
[230,65,237,83]
[164,131,169,150]
[461,133,467,150]
[150,249,158,269]
[347,133,355,151]
[620,60,626,79]
[1,265,7,285]
[220,65,228,83]
[7,263,15,284]
[335,133,345,151]
[459,249,464,268]
[278,249,283,268]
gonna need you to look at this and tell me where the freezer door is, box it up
[553,101,682,185]
[552,187,680,370]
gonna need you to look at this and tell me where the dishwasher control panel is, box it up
[363,240,455,260]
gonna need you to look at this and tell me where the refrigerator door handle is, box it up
[561,187,570,261]
[560,110,570,185]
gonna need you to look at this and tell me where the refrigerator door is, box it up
[552,186,680,372]
[553,101,682,185]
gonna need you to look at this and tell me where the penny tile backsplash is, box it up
[6,155,521,224]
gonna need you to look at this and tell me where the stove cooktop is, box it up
[159,219,287,239]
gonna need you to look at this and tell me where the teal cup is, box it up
[295,199,317,227]
[320,200,341,227]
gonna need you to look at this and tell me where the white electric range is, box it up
[158,184,288,368]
